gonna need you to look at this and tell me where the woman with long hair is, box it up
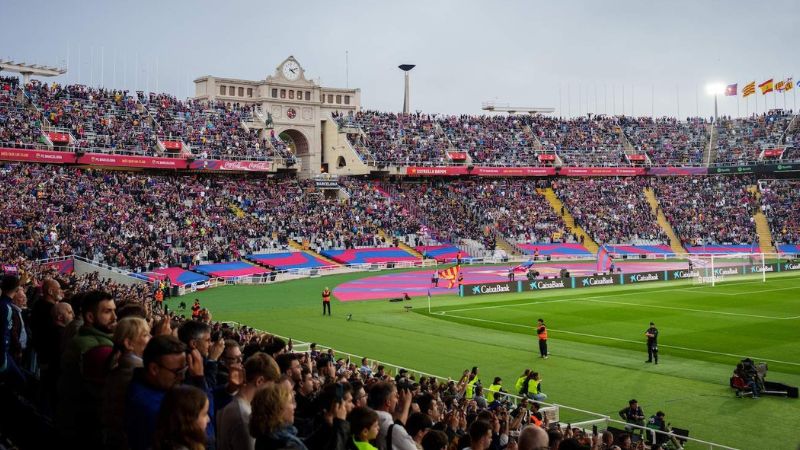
[250,382,307,450]
[102,316,151,449]
[153,385,210,450]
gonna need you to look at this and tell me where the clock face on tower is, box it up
[282,60,300,81]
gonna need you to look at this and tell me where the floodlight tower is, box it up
[399,64,415,114]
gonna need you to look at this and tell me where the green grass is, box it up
[185,269,800,450]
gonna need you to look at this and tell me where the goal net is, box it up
[689,252,767,287]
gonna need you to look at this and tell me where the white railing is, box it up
[218,326,738,450]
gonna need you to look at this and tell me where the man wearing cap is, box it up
[645,322,659,364]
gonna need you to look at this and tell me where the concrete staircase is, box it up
[703,123,718,166]
[539,187,599,254]
[288,239,340,265]
[492,228,524,256]
[378,228,425,259]
[643,187,687,255]
[747,186,778,254]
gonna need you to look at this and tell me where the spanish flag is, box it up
[759,79,774,95]
[742,81,756,97]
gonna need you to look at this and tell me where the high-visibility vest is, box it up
[486,383,502,402]
[537,325,548,340]
[465,376,480,399]
[322,290,331,302]
[515,376,528,394]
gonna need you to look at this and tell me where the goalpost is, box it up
[689,252,767,287]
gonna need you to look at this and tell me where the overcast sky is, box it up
[2,0,798,118]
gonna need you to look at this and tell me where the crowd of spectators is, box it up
[383,179,571,249]
[5,76,799,168]
[619,116,709,166]
[653,175,758,246]
[1,76,43,146]
[3,259,663,450]
[0,79,294,161]
[714,110,794,164]
[534,115,627,167]
[759,179,800,244]
[554,178,666,245]
[142,92,291,161]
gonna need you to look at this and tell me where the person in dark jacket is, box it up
[251,382,308,450]
[126,335,191,450]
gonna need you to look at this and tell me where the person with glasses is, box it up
[126,335,195,450]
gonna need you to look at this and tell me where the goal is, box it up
[688,252,767,287]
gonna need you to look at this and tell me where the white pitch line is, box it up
[441,284,800,319]
[581,299,796,320]
[439,313,800,367]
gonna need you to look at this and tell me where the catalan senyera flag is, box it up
[786,78,794,91]
[438,264,460,289]
[776,80,786,92]
[759,79,774,95]
[725,84,737,96]
[742,81,756,97]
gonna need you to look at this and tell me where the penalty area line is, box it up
[437,313,800,367]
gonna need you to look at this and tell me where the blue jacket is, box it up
[125,372,167,450]
[0,295,23,388]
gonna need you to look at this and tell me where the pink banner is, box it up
[473,166,555,176]
[0,148,77,164]
[537,154,556,161]
[406,166,469,176]
[77,153,187,169]
[189,159,273,172]
[560,167,646,176]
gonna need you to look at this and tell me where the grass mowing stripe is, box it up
[437,312,800,366]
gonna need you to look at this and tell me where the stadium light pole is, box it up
[399,64,415,114]
[705,83,725,122]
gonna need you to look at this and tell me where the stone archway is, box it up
[278,128,312,175]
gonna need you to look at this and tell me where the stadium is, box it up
[1,2,800,450]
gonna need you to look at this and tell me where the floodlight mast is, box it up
[399,64,415,114]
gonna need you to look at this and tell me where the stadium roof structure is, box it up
[0,59,66,84]
[481,101,555,114]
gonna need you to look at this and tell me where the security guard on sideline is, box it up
[645,321,659,364]
[322,287,331,316]
[537,318,549,358]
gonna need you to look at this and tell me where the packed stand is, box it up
[0,163,288,272]
[713,110,794,164]
[653,175,758,246]
[438,115,542,166]
[142,93,289,161]
[554,178,666,245]
[334,110,452,166]
[24,80,156,153]
[759,179,800,244]
[534,115,627,166]
[0,76,43,146]
[383,180,569,249]
[232,178,416,252]
[620,116,709,166]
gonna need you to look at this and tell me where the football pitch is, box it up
[192,269,800,449]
